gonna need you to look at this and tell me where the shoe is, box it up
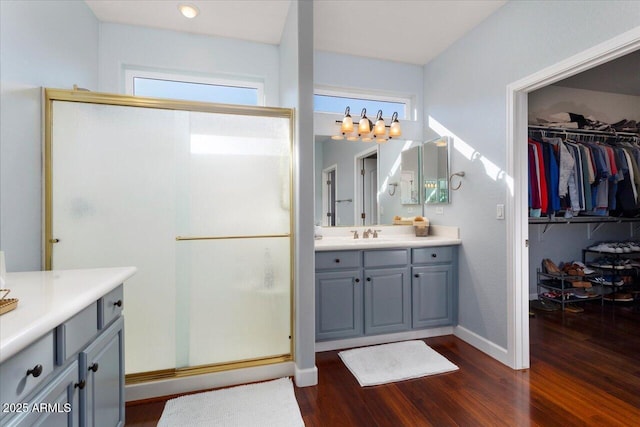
[542,258,561,274]
[571,280,592,288]
[628,242,640,252]
[589,243,616,253]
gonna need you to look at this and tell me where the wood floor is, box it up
[126,302,640,426]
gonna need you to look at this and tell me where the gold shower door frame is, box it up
[44,88,295,383]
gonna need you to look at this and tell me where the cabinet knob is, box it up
[354,278,360,283]
[414,274,420,278]
[366,277,371,282]
[26,364,43,378]
[334,259,340,263]
[88,363,99,373]
[75,380,86,390]
[431,253,437,258]
[113,300,123,307]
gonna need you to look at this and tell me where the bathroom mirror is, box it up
[315,136,420,226]
[400,146,420,204]
[422,136,451,204]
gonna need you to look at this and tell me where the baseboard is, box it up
[294,365,318,387]
[125,362,295,402]
[454,325,510,366]
[315,326,454,353]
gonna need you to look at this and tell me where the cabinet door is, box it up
[412,265,454,328]
[80,317,124,427]
[364,267,411,335]
[315,270,363,341]
[7,361,79,427]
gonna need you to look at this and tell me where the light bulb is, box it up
[178,4,199,19]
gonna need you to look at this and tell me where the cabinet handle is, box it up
[88,363,99,373]
[366,277,371,282]
[26,364,43,378]
[334,259,340,263]
[354,278,360,283]
[414,273,420,278]
[75,380,86,390]
[113,300,123,307]
[431,253,437,258]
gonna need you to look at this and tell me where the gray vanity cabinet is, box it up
[412,247,457,328]
[0,285,125,427]
[79,316,124,427]
[315,270,364,340]
[315,245,458,343]
[363,250,411,335]
[315,250,363,341]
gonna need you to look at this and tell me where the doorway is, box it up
[507,28,640,370]
[322,165,337,226]
[355,148,378,226]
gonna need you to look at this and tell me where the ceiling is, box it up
[85,0,507,66]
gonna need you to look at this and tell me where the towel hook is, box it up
[449,171,465,191]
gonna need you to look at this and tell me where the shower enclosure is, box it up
[44,89,293,382]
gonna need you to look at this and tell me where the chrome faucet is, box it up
[363,228,373,238]
[373,229,381,238]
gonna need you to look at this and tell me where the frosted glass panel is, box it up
[176,238,291,367]
[180,113,291,237]
[51,101,188,373]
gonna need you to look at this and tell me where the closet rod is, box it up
[528,125,638,138]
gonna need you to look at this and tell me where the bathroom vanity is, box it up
[315,225,460,347]
[0,267,136,427]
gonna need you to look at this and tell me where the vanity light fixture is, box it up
[341,107,354,133]
[389,112,402,138]
[358,108,372,134]
[334,106,401,143]
[178,3,200,19]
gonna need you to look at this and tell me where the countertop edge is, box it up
[314,238,462,251]
[0,266,137,363]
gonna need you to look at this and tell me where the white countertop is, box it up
[0,267,137,363]
[314,224,461,251]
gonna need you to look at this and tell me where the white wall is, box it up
[98,23,280,105]
[422,0,640,352]
[0,0,99,271]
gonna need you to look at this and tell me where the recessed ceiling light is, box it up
[178,4,199,19]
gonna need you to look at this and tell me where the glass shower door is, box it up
[174,112,292,369]
[46,91,293,380]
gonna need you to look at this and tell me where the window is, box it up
[314,89,410,120]
[125,69,264,106]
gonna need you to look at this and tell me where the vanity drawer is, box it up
[0,331,55,407]
[413,246,454,264]
[56,302,98,364]
[364,249,408,268]
[99,284,124,329]
[316,251,361,270]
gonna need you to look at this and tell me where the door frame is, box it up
[506,27,640,369]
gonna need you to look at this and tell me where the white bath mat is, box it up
[338,340,459,387]
[157,377,305,427]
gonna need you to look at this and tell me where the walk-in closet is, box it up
[527,50,640,319]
